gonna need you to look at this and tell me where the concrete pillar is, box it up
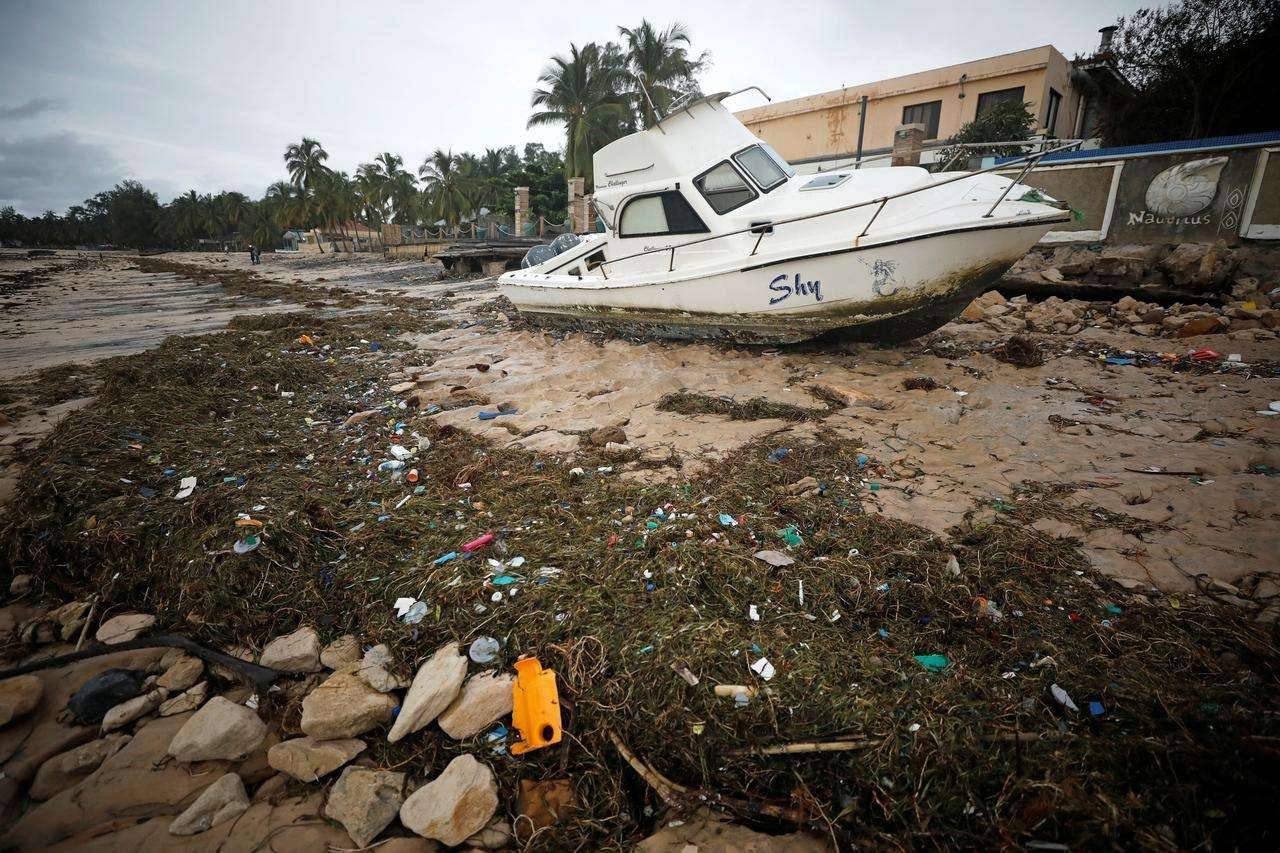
[513,186,530,236]
[892,123,926,167]
[567,177,586,233]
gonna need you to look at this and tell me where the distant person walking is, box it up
[248,244,259,265]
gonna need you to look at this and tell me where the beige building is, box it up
[735,35,1122,171]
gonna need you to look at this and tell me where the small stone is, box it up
[387,643,467,743]
[516,778,576,839]
[343,410,380,426]
[168,696,267,762]
[101,687,167,733]
[301,671,398,741]
[268,735,366,782]
[356,644,408,692]
[320,634,361,669]
[325,766,406,848]
[48,600,92,628]
[95,613,156,644]
[160,681,209,716]
[29,734,131,800]
[259,626,322,672]
[169,772,249,836]
[399,753,498,846]
[156,656,204,691]
[0,675,44,727]
[251,773,289,803]
[8,575,32,596]
[437,673,514,739]
[467,818,514,849]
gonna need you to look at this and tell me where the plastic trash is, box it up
[469,636,501,664]
[671,662,700,686]
[478,408,517,420]
[750,657,776,680]
[463,533,495,553]
[754,550,794,567]
[718,513,737,527]
[777,526,803,547]
[974,596,1004,620]
[67,668,147,724]
[233,535,260,555]
[1050,683,1079,712]
[174,476,197,500]
[511,657,562,755]
[1104,356,1135,366]
[378,460,406,472]
[748,604,760,621]
[389,444,413,461]
[1087,700,1105,716]
[1190,348,1221,362]
[914,654,950,672]
[433,551,457,565]
[406,468,419,484]
[767,448,790,462]
[856,453,869,467]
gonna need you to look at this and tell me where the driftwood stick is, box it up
[0,634,287,693]
[728,738,882,756]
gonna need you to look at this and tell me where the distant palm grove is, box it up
[0,19,707,252]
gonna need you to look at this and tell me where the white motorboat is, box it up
[499,89,1073,344]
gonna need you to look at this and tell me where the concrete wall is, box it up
[1001,142,1280,246]
[735,46,1070,163]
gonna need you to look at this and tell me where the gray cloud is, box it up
[0,97,66,120]
[0,132,120,214]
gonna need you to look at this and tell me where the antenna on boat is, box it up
[633,75,667,134]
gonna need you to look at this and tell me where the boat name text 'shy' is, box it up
[768,273,823,305]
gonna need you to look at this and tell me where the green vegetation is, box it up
[932,100,1037,172]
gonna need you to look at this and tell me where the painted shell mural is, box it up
[1144,156,1227,216]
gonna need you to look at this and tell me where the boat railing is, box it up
[591,139,1085,279]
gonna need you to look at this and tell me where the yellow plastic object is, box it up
[510,657,562,755]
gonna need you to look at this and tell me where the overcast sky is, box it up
[0,0,1150,215]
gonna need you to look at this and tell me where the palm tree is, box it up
[375,152,419,224]
[242,201,281,251]
[354,163,388,227]
[265,180,308,229]
[313,170,360,246]
[170,190,203,246]
[213,192,248,239]
[418,150,473,230]
[283,138,330,191]
[528,42,628,187]
[618,20,708,127]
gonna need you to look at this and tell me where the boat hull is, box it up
[499,218,1059,344]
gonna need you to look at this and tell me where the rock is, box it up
[101,687,167,733]
[325,765,406,848]
[586,424,627,447]
[168,696,267,762]
[211,645,256,682]
[437,673,514,739]
[48,600,92,629]
[344,409,380,426]
[259,626,322,673]
[160,681,209,716]
[637,806,831,852]
[8,575,32,596]
[19,617,57,644]
[603,441,636,459]
[516,778,576,840]
[268,735,366,782]
[301,671,398,740]
[154,655,203,692]
[1175,316,1227,338]
[1053,245,1097,276]
[320,634,361,669]
[169,772,249,836]
[356,643,408,692]
[0,675,44,727]
[1040,266,1065,283]
[399,753,498,846]
[387,642,467,743]
[95,613,155,644]
[958,301,986,322]
[251,772,288,803]
[467,818,514,849]
[29,734,131,800]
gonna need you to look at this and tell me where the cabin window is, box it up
[694,161,757,214]
[618,191,709,238]
[733,145,789,192]
[901,100,942,140]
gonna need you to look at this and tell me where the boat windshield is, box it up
[734,145,791,192]
[695,162,757,214]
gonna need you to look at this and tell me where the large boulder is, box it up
[0,675,44,727]
[387,643,467,744]
[437,673,513,740]
[168,772,249,835]
[300,671,398,740]
[1160,241,1238,291]
[399,753,498,846]
[268,735,366,782]
[168,696,267,762]
[325,765,406,848]
[259,626,322,673]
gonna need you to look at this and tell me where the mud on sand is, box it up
[0,251,1277,849]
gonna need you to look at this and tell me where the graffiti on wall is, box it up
[1126,156,1227,226]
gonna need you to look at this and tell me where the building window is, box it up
[902,100,942,139]
[694,161,757,215]
[618,191,709,238]
[975,86,1026,118]
[1045,88,1062,137]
